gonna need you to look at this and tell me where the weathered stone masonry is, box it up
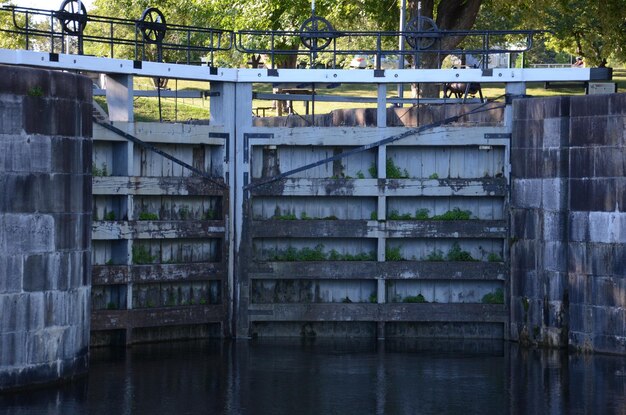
[510,94,626,355]
[0,65,92,390]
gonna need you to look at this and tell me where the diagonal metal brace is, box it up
[244,102,506,191]
[93,117,228,189]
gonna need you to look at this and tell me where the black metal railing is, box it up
[0,3,540,70]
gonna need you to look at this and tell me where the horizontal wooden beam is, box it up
[250,219,507,239]
[249,178,507,197]
[92,176,227,196]
[91,305,227,330]
[93,263,226,285]
[247,303,507,322]
[250,261,507,280]
[92,220,225,240]
[244,126,510,147]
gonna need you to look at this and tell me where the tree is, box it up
[406,0,483,68]
[479,0,626,67]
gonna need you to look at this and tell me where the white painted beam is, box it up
[0,48,607,84]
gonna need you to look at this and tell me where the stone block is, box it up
[568,242,589,275]
[589,243,616,276]
[3,213,54,255]
[607,93,626,115]
[568,212,589,242]
[49,70,78,99]
[511,208,535,240]
[542,118,565,149]
[542,179,567,211]
[511,239,537,271]
[517,119,544,149]
[542,211,566,241]
[53,213,82,251]
[82,138,92,175]
[570,94,610,117]
[593,146,625,177]
[542,148,568,178]
[26,292,45,332]
[568,273,590,305]
[589,211,626,243]
[56,99,79,137]
[590,276,620,308]
[0,65,51,98]
[23,254,51,292]
[569,147,594,178]
[570,116,610,147]
[511,148,540,178]
[570,178,616,212]
[0,98,23,136]
[44,291,69,327]
[511,179,542,208]
[81,102,93,138]
[543,241,567,272]
[50,137,82,174]
[0,255,22,293]
[0,332,27,367]
[545,271,567,301]
[604,116,625,147]
[613,245,626,277]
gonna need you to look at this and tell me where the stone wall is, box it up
[510,93,626,354]
[0,65,92,390]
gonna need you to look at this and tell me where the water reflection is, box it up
[1,339,624,415]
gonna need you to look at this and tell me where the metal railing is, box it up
[0,3,541,70]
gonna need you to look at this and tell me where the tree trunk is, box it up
[406,0,483,98]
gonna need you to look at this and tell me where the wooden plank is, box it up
[91,305,227,330]
[92,263,227,285]
[93,176,226,196]
[244,126,510,147]
[92,220,225,240]
[250,261,507,280]
[247,303,507,322]
[249,178,507,197]
[94,122,227,145]
[249,219,506,239]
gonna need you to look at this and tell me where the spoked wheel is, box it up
[404,16,438,50]
[56,0,88,35]
[299,16,335,52]
[138,7,167,44]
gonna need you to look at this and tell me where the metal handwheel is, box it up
[138,7,167,44]
[299,16,335,51]
[405,16,438,50]
[57,0,88,35]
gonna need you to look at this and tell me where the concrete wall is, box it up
[510,94,626,354]
[0,66,92,390]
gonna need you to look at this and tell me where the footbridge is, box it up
[0,1,617,370]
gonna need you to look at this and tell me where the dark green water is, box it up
[1,339,625,414]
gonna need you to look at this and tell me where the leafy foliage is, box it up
[482,288,504,304]
[270,245,375,261]
[446,242,477,262]
[403,294,427,303]
[132,245,155,264]
[138,212,159,220]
